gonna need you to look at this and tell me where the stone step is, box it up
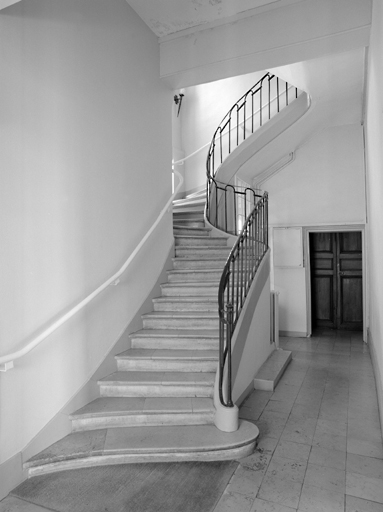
[172,257,228,270]
[129,329,219,350]
[69,397,215,431]
[175,246,231,258]
[115,349,219,372]
[175,235,227,247]
[161,282,219,297]
[167,268,224,283]
[173,196,206,207]
[253,349,292,391]
[173,219,206,228]
[25,421,259,476]
[98,371,215,398]
[152,296,218,312]
[173,226,211,236]
[142,311,219,330]
[172,205,205,215]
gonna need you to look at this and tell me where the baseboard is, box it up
[0,242,175,501]
[235,381,255,408]
[367,329,383,436]
[279,330,307,338]
[0,453,25,501]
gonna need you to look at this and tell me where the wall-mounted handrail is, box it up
[0,169,184,372]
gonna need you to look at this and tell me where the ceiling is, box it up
[125,0,304,38]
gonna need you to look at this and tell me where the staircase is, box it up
[24,191,258,477]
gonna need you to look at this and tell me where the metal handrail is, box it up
[217,193,268,407]
[0,169,184,371]
[206,72,299,408]
[206,72,298,235]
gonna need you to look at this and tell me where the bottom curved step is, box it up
[25,421,259,477]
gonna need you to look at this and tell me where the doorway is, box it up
[309,231,363,331]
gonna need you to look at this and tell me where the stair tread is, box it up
[99,371,215,385]
[153,296,217,302]
[25,421,259,471]
[161,281,219,287]
[168,269,223,274]
[70,397,215,419]
[116,349,219,360]
[175,235,226,241]
[130,328,219,338]
[143,311,219,319]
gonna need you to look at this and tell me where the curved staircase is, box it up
[24,193,258,477]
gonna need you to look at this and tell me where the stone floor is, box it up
[213,330,383,512]
[2,330,382,512]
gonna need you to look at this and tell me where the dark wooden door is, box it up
[310,232,363,331]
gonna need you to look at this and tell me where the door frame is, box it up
[303,225,367,341]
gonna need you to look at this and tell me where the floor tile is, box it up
[345,495,383,512]
[263,400,294,416]
[281,416,317,445]
[257,473,303,509]
[226,466,264,498]
[312,430,347,452]
[250,498,297,512]
[256,411,290,440]
[347,436,383,459]
[238,437,278,472]
[214,491,254,512]
[298,482,344,512]
[303,463,345,494]
[265,456,307,483]
[346,471,383,504]
[315,418,347,437]
[346,453,383,479]
[308,446,346,470]
[273,440,311,463]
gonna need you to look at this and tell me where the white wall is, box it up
[365,0,383,427]
[266,124,366,335]
[0,0,172,478]
[178,71,265,194]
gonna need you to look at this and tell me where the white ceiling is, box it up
[125,0,304,38]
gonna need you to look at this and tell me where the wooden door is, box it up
[310,232,363,331]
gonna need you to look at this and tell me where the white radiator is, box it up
[270,291,280,348]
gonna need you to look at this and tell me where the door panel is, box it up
[310,232,363,331]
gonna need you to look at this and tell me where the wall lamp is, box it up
[174,93,184,117]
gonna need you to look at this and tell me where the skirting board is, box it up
[367,329,383,439]
[0,453,25,501]
[279,331,307,338]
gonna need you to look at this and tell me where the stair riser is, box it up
[153,302,218,312]
[175,237,227,247]
[168,271,222,282]
[71,412,215,432]
[174,222,206,229]
[99,385,214,398]
[142,318,219,330]
[174,228,210,237]
[175,248,230,258]
[131,338,219,350]
[116,360,217,372]
[173,259,227,269]
[161,286,218,296]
